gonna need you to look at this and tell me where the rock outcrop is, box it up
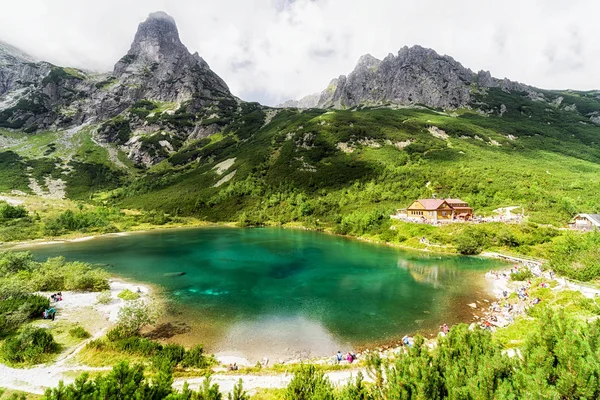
[0,11,237,166]
[283,45,535,110]
[112,11,231,104]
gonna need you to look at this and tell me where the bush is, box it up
[0,201,27,219]
[116,300,156,337]
[69,326,91,339]
[1,327,57,364]
[114,336,162,356]
[228,379,249,400]
[157,343,185,365]
[453,228,488,255]
[511,268,533,281]
[96,290,112,305]
[0,251,34,275]
[117,289,140,301]
[181,344,210,368]
[0,294,49,319]
[285,364,335,400]
[29,257,109,292]
[549,232,600,281]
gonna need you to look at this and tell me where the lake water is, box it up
[29,227,504,361]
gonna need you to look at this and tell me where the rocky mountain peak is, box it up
[354,54,381,70]
[0,40,36,65]
[282,45,535,110]
[110,10,231,104]
[114,11,188,75]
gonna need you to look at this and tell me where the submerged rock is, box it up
[163,271,186,277]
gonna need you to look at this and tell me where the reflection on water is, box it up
[397,260,460,288]
[214,315,350,362]
[28,227,505,361]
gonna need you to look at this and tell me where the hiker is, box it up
[232,363,238,371]
[336,351,343,363]
[442,323,449,334]
[346,353,354,364]
[227,364,233,371]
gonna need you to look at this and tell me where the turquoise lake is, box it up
[29,227,504,361]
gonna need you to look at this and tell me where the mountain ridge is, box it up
[280,45,535,110]
[0,12,600,230]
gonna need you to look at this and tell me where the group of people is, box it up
[50,292,63,302]
[42,292,64,321]
[226,363,239,371]
[335,351,357,364]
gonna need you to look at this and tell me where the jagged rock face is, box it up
[113,11,231,104]
[320,46,478,109]
[284,45,534,110]
[0,41,40,96]
[0,11,237,166]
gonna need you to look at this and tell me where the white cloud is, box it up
[0,0,598,105]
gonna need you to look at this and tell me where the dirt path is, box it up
[0,280,147,394]
[173,369,368,394]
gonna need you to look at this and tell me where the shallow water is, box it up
[29,227,504,361]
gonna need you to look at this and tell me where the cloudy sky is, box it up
[0,0,597,105]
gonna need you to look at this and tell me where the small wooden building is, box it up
[569,214,600,231]
[405,198,473,222]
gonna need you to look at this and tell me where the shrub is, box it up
[96,290,112,305]
[1,327,57,364]
[228,379,249,400]
[106,326,128,342]
[285,364,335,400]
[114,336,161,356]
[116,300,156,337]
[0,251,34,275]
[453,228,488,255]
[158,343,185,365]
[86,339,105,350]
[0,294,49,319]
[511,268,533,281]
[117,289,140,301]
[69,326,91,339]
[28,256,109,292]
[0,201,27,219]
[181,344,210,368]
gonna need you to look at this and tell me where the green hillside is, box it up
[2,88,600,229]
[110,89,600,226]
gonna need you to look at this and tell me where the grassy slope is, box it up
[115,92,600,227]
[1,87,599,233]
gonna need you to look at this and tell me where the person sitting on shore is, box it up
[440,323,449,335]
[227,364,233,371]
[346,353,354,364]
[232,363,238,371]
